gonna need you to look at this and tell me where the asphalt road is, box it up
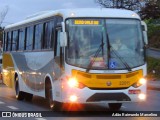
[0,83,160,120]
[147,48,160,59]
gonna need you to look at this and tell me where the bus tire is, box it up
[50,100,62,111]
[15,77,25,100]
[25,93,33,101]
[46,82,62,111]
[108,103,122,110]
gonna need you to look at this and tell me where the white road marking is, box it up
[121,106,126,108]
[35,118,47,120]
[7,106,18,110]
[0,101,5,104]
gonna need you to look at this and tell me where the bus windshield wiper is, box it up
[106,34,132,72]
[110,46,132,71]
[86,36,104,73]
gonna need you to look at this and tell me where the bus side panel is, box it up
[2,53,15,88]
[10,51,60,98]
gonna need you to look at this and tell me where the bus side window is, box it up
[19,29,25,51]
[34,24,43,50]
[12,30,18,51]
[3,32,6,51]
[26,26,33,50]
[6,32,12,51]
[43,20,54,49]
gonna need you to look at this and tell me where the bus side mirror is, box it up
[60,32,67,47]
[141,21,148,45]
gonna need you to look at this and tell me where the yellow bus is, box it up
[2,8,148,111]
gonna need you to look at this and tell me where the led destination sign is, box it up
[74,20,99,25]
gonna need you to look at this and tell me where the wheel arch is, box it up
[44,74,53,99]
[14,72,19,88]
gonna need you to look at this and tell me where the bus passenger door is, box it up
[54,27,64,79]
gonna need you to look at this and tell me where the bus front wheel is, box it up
[46,82,62,111]
[15,77,25,100]
[108,103,122,110]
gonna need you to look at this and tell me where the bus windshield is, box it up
[66,18,145,70]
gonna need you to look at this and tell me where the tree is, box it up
[96,0,145,11]
[139,1,160,19]
[0,6,8,44]
[0,6,9,27]
[0,27,3,45]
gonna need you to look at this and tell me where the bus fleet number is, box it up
[119,81,130,86]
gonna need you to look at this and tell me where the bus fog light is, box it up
[69,95,78,102]
[138,93,146,100]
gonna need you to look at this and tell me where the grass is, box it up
[147,57,160,80]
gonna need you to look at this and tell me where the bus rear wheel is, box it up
[15,77,25,100]
[108,103,122,110]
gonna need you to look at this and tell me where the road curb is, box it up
[149,47,160,52]
[147,80,160,91]
[147,86,160,91]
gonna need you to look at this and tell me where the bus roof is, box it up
[5,8,140,29]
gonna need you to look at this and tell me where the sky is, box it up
[0,0,99,27]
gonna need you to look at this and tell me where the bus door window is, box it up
[54,27,64,69]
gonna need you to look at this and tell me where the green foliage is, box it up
[139,1,160,20]
[145,19,160,48]
[145,19,160,35]
[147,57,160,79]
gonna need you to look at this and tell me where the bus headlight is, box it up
[139,78,146,84]
[3,69,8,73]
[68,77,79,88]
[132,78,146,88]
[67,77,86,89]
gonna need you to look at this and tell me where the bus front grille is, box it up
[86,93,131,102]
